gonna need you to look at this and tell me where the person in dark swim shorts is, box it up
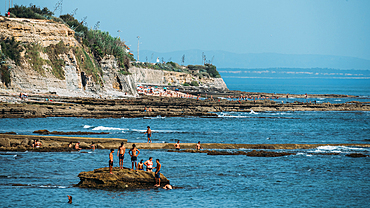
[129,144,140,171]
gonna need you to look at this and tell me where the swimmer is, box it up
[144,157,153,172]
[67,195,72,204]
[109,149,114,174]
[196,141,203,151]
[144,126,152,143]
[129,144,140,171]
[174,140,180,150]
[117,142,126,169]
[163,184,173,190]
[154,159,161,187]
[138,159,144,171]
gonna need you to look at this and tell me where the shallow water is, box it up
[0,147,369,207]
[1,111,369,144]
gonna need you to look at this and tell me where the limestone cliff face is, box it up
[0,17,78,47]
[129,67,228,90]
[0,17,228,97]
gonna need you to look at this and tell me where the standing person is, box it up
[154,159,161,187]
[144,126,152,143]
[117,142,126,169]
[91,142,95,151]
[129,144,140,171]
[144,157,153,172]
[174,140,180,150]
[109,149,114,174]
[196,141,203,151]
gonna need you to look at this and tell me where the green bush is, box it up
[183,83,190,86]
[0,37,23,65]
[73,47,102,84]
[45,41,69,79]
[190,81,199,86]
[25,43,45,76]
[0,65,11,87]
[9,4,53,19]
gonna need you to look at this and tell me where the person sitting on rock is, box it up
[34,140,42,148]
[138,159,144,171]
[174,140,180,150]
[75,142,81,150]
[68,142,73,148]
[129,144,140,171]
[144,157,153,172]
[196,141,203,151]
[109,149,114,174]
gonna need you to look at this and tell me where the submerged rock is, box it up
[76,167,170,189]
[246,150,294,157]
[345,153,368,158]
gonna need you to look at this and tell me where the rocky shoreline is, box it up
[0,134,369,152]
[0,92,369,119]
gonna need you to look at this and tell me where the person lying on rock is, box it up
[154,159,161,187]
[109,149,114,174]
[75,142,81,150]
[129,144,140,171]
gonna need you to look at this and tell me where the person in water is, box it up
[174,140,180,150]
[144,157,153,172]
[67,195,72,204]
[109,149,114,174]
[138,159,144,171]
[117,142,126,169]
[163,184,173,190]
[154,159,161,187]
[196,141,203,151]
[129,144,140,171]
[144,126,152,143]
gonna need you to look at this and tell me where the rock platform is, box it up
[76,167,170,189]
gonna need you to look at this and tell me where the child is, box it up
[138,159,144,171]
[109,149,114,174]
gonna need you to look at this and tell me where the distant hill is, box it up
[140,49,370,70]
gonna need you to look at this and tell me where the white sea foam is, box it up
[250,110,258,115]
[92,126,128,131]
[83,125,92,129]
[334,100,341,101]
[313,145,367,153]
[58,186,67,189]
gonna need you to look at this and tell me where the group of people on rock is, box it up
[113,143,163,187]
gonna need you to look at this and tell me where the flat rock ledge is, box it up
[75,167,170,189]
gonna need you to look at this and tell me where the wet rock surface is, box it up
[345,153,368,158]
[76,167,170,189]
[0,94,369,119]
[33,130,109,135]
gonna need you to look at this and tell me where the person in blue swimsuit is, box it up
[144,126,152,143]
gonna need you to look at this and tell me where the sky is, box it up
[4,0,370,60]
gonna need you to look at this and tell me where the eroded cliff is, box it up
[0,16,227,98]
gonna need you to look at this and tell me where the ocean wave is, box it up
[92,126,128,131]
[83,125,92,129]
[313,146,368,153]
[250,110,258,115]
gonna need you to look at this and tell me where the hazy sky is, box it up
[7,0,370,60]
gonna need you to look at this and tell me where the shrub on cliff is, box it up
[190,81,199,86]
[0,37,23,66]
[9,4,53,19]
[0,65,11,87]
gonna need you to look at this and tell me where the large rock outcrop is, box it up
[76,167,170,189]
[129,67,228,90]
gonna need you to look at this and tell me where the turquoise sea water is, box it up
[1,70,370,207]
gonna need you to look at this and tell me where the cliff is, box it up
[0,16,227,98]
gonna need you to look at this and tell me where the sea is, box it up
[1,68,370,207]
